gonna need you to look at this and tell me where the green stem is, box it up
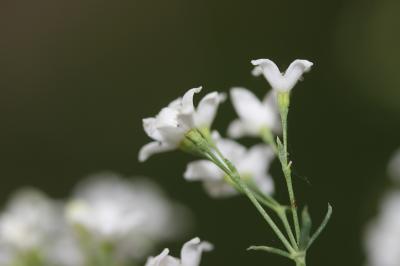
[207,150,294,253]
[250,185,298,249]
[277,208,299,249]
[231,171,294,253]
[295,255,306,266]
[279,99,301,243]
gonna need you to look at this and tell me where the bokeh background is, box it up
[1,0,400,265]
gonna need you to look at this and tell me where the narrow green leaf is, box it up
[247,245,292,259]
[307,203,333,249]
[299,206,312,250]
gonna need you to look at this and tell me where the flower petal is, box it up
[156,108,179,128]
[216,137,247,162]
[283,59,313,90]
[252,59,313,92]
[230,87,267,129]
[145,249,180,266]
[227,119,246,138]
[254,173,275,195]
[251,59,284,90]
[180,237,213,266]
[202,181,238,198]
[236,144,275,195]
[181,87,202,114]
[138,141,176,162]
[261,91,281,133]
[157,126,186,145]
[195,92,226,128]
[238,144,274,176]
[251,66,263,77]
[184,160,222,182]
[143,118,162,141]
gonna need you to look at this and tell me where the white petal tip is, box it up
[138,152,148,162]
[293,59,314,71]
[187,237,214,251]
[251,66,263,76]
[183,168,193,180]
[193,86,202,93]
[189,237,201,243]
[251,58,272,66]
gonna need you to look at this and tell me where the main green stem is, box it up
[279,96,301,243]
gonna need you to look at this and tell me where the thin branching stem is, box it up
[205,149,294,253]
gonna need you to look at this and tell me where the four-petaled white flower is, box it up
[252,59,313,92]
[139,87,226,162]
[364,191,400,266]
[184,132,275,197]
[228,87,280,138]
[145,237,213,266]
[66,172,189,259]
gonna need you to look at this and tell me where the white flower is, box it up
[0,243,12,265]
[184,132,275,197]
[66,172,189,259]
[364,191,400,266]
[0,189,63,251]
[145,237,213,266]
[388,148,400,183]
[46,230,84,266]
[139,87,226,162]
[227,87,280,138]
[251,59,313,92]
[0,189,83,266]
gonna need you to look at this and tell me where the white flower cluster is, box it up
[0,173,190,266]
[140,59,313,199]
[365,150,400,266]
[0,59,316,266]
[364,192,400,266]
[0,189,82,266]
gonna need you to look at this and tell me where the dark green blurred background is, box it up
[1,1,400,265]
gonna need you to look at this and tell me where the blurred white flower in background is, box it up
[388,148,400,183]
[364,191,400,266]
[0,189,61,251]
[145,237,213,266]
[66,172,190,260]
[0,243,12,265]
[184,132,275,198]
[139,87,226,162]
[228,87,280,138]
[0,188,84,266]
[251,59,313,92]
[47,231,84,266]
